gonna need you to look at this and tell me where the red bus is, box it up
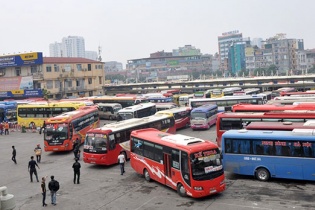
[44,106,100,152]
[83,114,176,165]
[280,91,315,97]
[232,103,315,112]
[245,121,315,131]
[130,128,225,198]
[271,87,296,99]
[216,111,315,147]
[155,107,191,130]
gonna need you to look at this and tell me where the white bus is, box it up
[97,103,122,120]
[179,94,194,107]
[189,95,265,112]
[117,102,157,120]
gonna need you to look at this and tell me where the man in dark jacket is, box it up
[12,146,17,164]
[48,175,58,205]
[28,156,40,182]
[72,158,81,184]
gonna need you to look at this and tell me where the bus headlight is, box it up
[194,186,203,191]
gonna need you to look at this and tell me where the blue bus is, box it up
[221,129,315,181]
[0,101,17,123]
[147,97,173,103]
[190,104,217,130]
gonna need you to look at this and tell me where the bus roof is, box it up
[191,104,217,112]
[131,128,217,152]
[223,129,315,140]
[245,121,315,130]
[17,101,86,108]
[45,106,98,123]
[118,102,155,113]
[232,103,315,112]
[96,103,122,107]
[218,110,315,118]
[88,114,173,133]
[156,107,190,115]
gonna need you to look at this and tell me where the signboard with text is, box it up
[0,52,43,68]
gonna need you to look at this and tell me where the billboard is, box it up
[0,52,43,68]
[0,76,34,91]
[0,89,43,98]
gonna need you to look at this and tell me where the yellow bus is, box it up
[172,94,188,106]
[17,101,86,128]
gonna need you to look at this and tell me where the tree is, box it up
[42,88,50,100]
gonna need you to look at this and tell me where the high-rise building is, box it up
[61,36,86,58]
[218,30,243,71]
[49,42,62,57]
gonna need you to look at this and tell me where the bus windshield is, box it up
[45,124,69,141]
[191,149,222,180]
[191,112,206,119]
[84,134,107,153]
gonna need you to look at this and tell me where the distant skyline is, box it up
[1,0,314,66]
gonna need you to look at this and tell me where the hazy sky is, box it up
[1,0,314,66]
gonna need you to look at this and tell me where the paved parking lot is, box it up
[1,124,315,210]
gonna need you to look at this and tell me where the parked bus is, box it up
[97,103,122,120]
[0,101,17,123]
[147,97,173,103]
[267,98,315,105]
[222,87,242,96]
[193,91,205,99]
[189,95,265,112]
[156,107,191,130]
[232,103,315,112]
[271,87,296,98]
[130,128,226,198]
[173,94,188,106]
[221,129,315,181]
[233,88,260,96]
[216,111,315,147]
[92,96,149,108]
[117,103,156,120]
[44,106,100,152]
[179,94,193,107]
[190,104,217,130]
[274,96,315,101]
[245,121,315,131]
[280,91,315,97]
[260,91,272,101]
[83,114,176,165]
[155,103,178,111]
[17,102,86,128]
[210,89,224,98]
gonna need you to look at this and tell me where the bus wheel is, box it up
[256,168,270,181]
[29,122,35,129]
[144,169,151,182]
[177,183,186,197]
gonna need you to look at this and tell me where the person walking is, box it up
[34,144,42,163]
[73,138,80,159]
[41,176,48,207]
[4,121,9,135]
[72,158,81,184]
[0,122,3,135]
[48,175,59,206]
[28,156,40,182]
[39,121,46,135]
[117,151,126,175]
[12,146,17,164]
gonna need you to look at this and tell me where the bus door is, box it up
[163,153,172,187]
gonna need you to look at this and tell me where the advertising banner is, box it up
[0,52,43,68]
[0,76,33,91]
[0,89,42,98]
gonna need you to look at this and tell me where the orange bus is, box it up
[83,114,176,165]
[216,111,315,147]
[130,128,225,198]
[44,106,100,152]
[232,103,315,112]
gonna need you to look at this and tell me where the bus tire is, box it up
[177,183,186,197]
[256,168,270,181]
[144,169,151,182]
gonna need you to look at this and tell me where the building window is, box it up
[68,80,72,87]
[99,76,102,84]
[54,64,59,72]
[46,80,53,89]
[15,67,21,76]
[77,64,82,71]
[31,66,37,73]
[46,65,52,72]
[55,81,61,89]
[88,78,92,84]
[89,91,93,96]
[88,64,92,71]
[76,80,80,86]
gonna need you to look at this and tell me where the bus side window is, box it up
[109,134,116,150]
